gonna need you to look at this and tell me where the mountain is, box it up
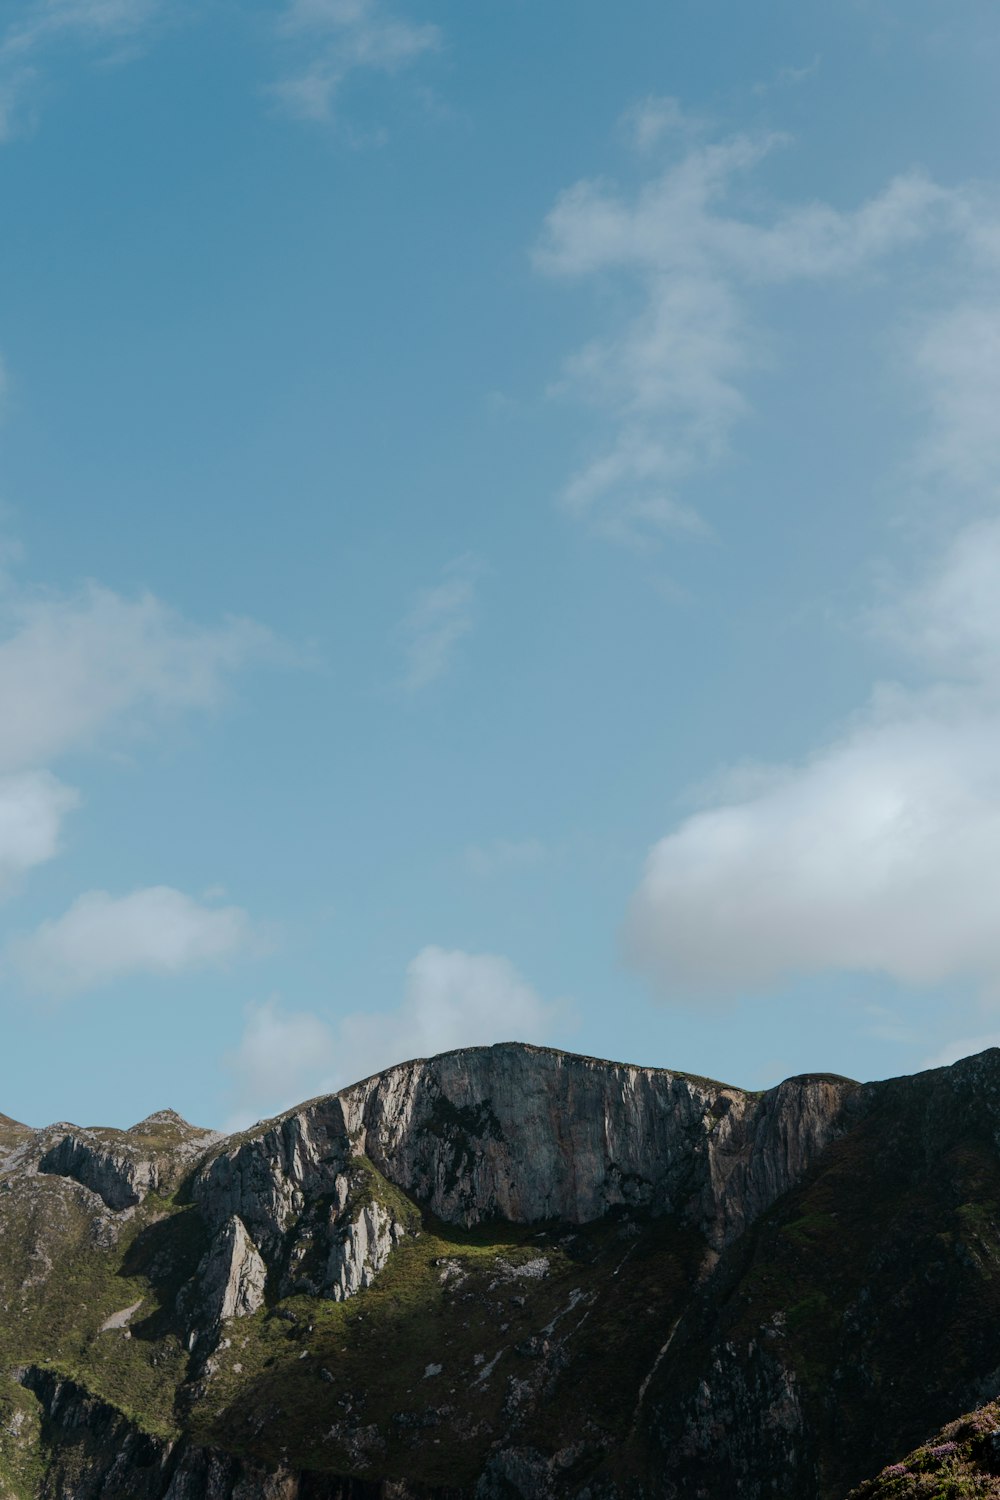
[2,1042,1000,1498]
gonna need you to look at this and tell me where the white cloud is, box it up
[223,998,340,1130]
[624,273,1000,1010]
[272,0,440,124]
[223,946,570,1128]
[0,557,274,952]
[908,301,1000,500]
[0,771,78,891]
[0,581,275,773]
[626,692,1000,998]
[535,117,953,543]
[9,886,255,996]
[399,555,478,694]
[880,515,1000,679]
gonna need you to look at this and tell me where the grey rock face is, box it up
[194,1122,408,1306]
[184,1215,267,1331]
[195,1045,857,1258]
[195,1100,355,1256]
[38,1133,160,1211]
[325,1200,405,1302]
[35,1112,220,1212]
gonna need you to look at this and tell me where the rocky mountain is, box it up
[3,1041,1000,1498]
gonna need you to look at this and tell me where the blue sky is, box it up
[2,0,1000,1128]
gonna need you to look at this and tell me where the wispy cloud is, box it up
[535,109,952,545]
[618,94,703,154]
[3,0,160,57]
[464,837,546,878]
[223,945,572,1128]
[753,56,821,96]
[271,0,441,126]
[0,0,162,138]
[398,554,479,695]
[9,885,256,997]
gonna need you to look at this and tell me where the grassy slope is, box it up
[0,1145,706,1497]
[847,1401,1000,1497]
[191,1162,705,1492]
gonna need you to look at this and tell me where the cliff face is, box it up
[193,1044,856,1261]
[3,1043,1000,1500]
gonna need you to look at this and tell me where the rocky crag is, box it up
[3,1042,1000,1498]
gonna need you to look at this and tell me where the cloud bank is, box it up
[624,267,1000,1016]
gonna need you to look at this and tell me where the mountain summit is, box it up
[2,1042,999,1498]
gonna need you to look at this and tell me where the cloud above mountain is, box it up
[223,946,572,1128]
[625,281,1000,1007]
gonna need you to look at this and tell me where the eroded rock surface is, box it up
[184,1215,267,1332]
[195,1045,857,1252]
[39,1132,160,1210]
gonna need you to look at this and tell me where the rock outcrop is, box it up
[37,1111,220,1212]
[195,1045,857,1255]
[182,1215,267,1336]
[39,1132,161,1211]
[325,1201,405,1302]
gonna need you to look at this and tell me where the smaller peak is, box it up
[128,1108,199,1134]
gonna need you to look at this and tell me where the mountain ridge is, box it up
[2,1041,999,1498]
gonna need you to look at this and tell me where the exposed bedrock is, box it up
[38,1134,160,1212]
[194,1044,860,1254]
[178,1214,268,1344]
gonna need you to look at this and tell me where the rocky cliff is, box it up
[2,1042,1000,1498]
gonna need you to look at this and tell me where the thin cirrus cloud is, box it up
[8,886,255,997]
[223,945,572,1129]
[2,0,160,56]
[271,0,441,125]
[464,837,546,878]
[533,101,952,545]
[623,270,1000,1023]
[398,555,479,695]
[0,0,162,141]
[0,0,440,142]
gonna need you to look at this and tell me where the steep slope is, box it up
[1,1042,999,1498]
[847,1398,1000,1497]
